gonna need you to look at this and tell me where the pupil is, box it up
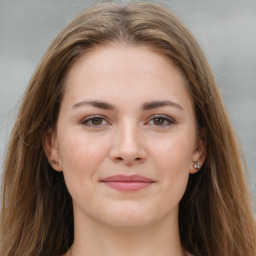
[154,118,164,125]
[92,118,102,125]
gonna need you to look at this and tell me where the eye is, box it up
[147,115,175,127]
[81,115,109,127]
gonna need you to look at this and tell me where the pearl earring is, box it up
[51,160,59,166]
[193,161,200,170]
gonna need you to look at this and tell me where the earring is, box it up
[193,161,200,170]
[51,160,59,166]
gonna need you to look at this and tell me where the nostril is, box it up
[113,156,143,164]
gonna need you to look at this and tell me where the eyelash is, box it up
[146,115,175,127]
[81,115,109,127]
[81,115,175,127]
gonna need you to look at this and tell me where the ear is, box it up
[42,129,63,172]
[190,127,207,174]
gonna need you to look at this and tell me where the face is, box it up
[44,45,206,230]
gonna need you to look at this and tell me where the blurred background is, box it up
[0,0,255,204]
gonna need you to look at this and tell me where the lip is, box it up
[100,175,155,192]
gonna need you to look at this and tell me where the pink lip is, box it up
[100,175,155,192]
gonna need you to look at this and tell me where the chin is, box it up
[104,216,153,231]
[97,202,160,230]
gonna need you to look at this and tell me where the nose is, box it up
[109,123,147,165]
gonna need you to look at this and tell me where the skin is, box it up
[44,44,206,256]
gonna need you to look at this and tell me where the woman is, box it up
[1,2,255,256]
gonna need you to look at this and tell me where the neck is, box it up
[71,208,185,256]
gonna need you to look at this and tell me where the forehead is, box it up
[62,44,192,107]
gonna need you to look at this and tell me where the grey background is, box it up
[0,0,256,204]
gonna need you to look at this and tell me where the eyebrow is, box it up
[71,100,183,111]
[72,100,116,110]
[142,100,184,111]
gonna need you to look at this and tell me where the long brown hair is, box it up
[1,2,255,256]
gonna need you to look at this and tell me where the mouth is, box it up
[100,175,155,192]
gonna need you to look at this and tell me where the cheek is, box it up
[151,131,195,167]
[150,131,195,192]
[57,130,110,188]
[59,129,108,164]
